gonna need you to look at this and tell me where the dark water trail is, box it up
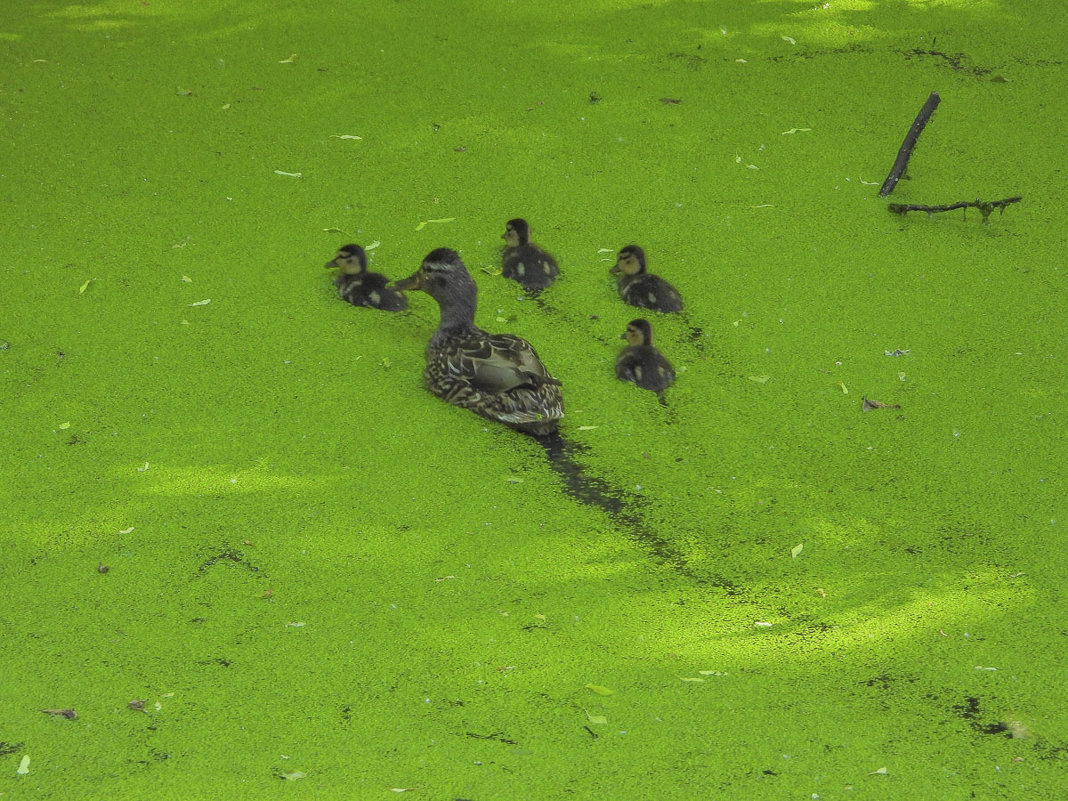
[534,432,738,593]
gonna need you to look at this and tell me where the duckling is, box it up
[610,245,683,313]
[501,218,559,293]
[325,244,408,311]
[393,248,563,437]
[616,319,675,397]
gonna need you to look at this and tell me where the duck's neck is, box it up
[432,288,479,342]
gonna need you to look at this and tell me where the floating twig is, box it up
[887,196,1022,222]
[862,397,901,411]
[41,708,77,719]
[880,91,941,197]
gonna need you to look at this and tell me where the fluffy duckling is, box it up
[393,248,564,437]
[616,319,675,397]
[610,245,683,313]
[325,244,408,311]
[501,218,559,293]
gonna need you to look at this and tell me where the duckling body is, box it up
[501,218,558,292]
[326,244,408,311]
[616,318,675,393]
[393,248,563,437]
[610,245,683,313]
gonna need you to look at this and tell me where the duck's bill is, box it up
[391,272,422,291]
[324,258,339,269]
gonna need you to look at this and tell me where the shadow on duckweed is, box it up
[536,431,742,595]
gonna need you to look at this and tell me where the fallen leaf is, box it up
[285,621,306,628]
[128,700,146,711]
[17,755,30,775]
[791,543,804,558]
[698,670,728,676]
[189,299,211,306]
[58,422,70,430]
[282,771,305,781]
[576,425,599,431]
[78,277,94,294]
[868,767,888,775]
[274,170,303,178]
[781,35,796,44]
[278,54,298,64]
[838,382,849,394]
[781,128,812,135]
[748,375,770,384]
[414,217,456,231]
[585,683,613,696]
[754,621,773,628]
[118,527,134,535]
[584,709,607,724]
[329,134,362,140]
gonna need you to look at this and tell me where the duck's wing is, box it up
[615,348,641,383]
[425,332,563,432]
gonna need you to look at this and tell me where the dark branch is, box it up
[887,196,1022,222]
[880,91,941,197]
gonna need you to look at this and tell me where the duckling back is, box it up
[618,273,683,313]
[616,344,675,393]
[502,244,559,292]
[335,272,408,311]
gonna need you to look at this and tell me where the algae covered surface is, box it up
[2,0,1066,797]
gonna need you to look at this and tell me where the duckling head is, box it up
[610,245,647,276]
[622,318,654,346]
[502,218,530,248]
[393,247,477,305]
[325,244,367,275]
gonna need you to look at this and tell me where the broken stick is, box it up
[880,91,941,197]
[888,196,1022,222]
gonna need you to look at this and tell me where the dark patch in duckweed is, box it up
[953,696,1011,736]
[0,741,25,757]
[196,656,232,667]
[466,730,518,745]
[195,548,261,577]
[903,49,992,77]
